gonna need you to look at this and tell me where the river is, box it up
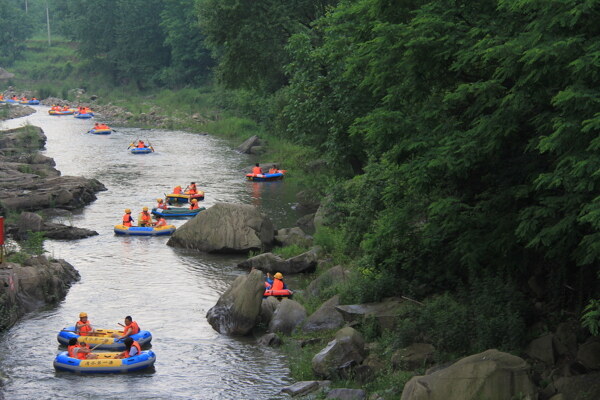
[0,106,299,399]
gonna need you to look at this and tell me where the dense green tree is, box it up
[196,0,336,92]
[0,0,34,65]
[160,0,214,86]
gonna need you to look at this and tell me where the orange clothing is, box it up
[95,124,110,130]
[173,187,182,194]
[155,218,167,227]
[272,279,284,291]
[124,321,140,336]
[137,142,146,148]
[125,341,142,358]
[252,166,262,174]
[140,211,152,226]
[190,202,199,210]
[157,201,168,210]
[75,343,91,360]
[77,319,93,336]
[67,344,78,358]
[123,213,133,227]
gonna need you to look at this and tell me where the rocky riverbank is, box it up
[0,117,106,333]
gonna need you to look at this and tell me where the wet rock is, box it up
[259,296,280,325]
[281,381,330,397]
[0,257,80,331]
[167,203,274,254]
[257,332,282,347]
[206,269,265,335]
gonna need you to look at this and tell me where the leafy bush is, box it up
[272,244,308,259]
[582,299,600,336]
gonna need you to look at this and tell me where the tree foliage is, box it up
[0,0,34,65]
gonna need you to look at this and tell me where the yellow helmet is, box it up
[156,198,163,202]
[274,272,283,279]
[79,312,88,318]
[125,208,131,213]
[191,199,198,203]
[143,206,149,211]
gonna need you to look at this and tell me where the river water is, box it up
[0,106,300,399]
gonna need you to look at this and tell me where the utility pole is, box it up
[45,0,51,46]
[25,0,28,13]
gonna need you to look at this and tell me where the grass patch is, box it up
[272,244,308,259]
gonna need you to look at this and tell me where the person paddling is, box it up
[123,209,134,227]
[113,316,140,340]
[117,337,142,359]
[75,312,95,336]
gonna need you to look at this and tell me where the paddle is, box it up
[147,140,155,152]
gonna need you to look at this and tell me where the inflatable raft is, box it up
[130,147,153,154]
[54,350,156,373]
[57,327,153,350]
[264,289,293,298]
[49,109,75,115]
[114,224,176,236]
[74,112,94,119]
[88,128,112,135]
[165,192,205,204]
[246,171,285,182]
[151,206,205,218]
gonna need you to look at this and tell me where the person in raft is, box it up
[265,272,274,289]
[94,122,111,130]
[67,338,98,359]
[189,198,200,210]
[113,316,140,340]
[252,163,263,175]
[122,209,134,227]
[172,185,182,194]
[156,198,168,210]
[75,312,95,336]
[117,337,142,359]
[271,272,288,291]
[185,182,198,195]
[153,216,168,228]
[139,206,153,227]
[137,140,147,148]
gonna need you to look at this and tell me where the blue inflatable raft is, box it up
[88,128,112,135]
[57,327,153,350]
[130,147,153,154]
[114,224,176,236]
[151,206,205,218]
[246,172,285,182]
[75,112,94,119]
[54,350,156,373]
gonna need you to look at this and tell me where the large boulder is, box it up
[576,338,600,370]
[268,298,307,335]
[206,269,265,335]
[274,227,313,248]
[303,295,345,333]
[400,349,537,400]
[14,211,97,240]
[168,203,274,253]
[335,297,410,331]
[237,135,261,154]
[305,265,350,298]
[312,327,366,379]
[259,296,280,325]
[391,343,436,370]
[238,247,319,274]
[0,256,80,331]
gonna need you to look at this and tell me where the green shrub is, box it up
[581,299,600,336]
[272,244,308,259]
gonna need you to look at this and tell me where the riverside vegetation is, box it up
[1,0,599,398]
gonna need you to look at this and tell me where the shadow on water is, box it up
[0,107,296,399]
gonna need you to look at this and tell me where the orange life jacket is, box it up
[272,279,284,291]
[137,142,145,148]
[75,343,90,360]
[155,218,167,227]
[77,320,93,336]
[127,341,142,357]
[173,187,182,194]
[157,202,168,209]
[125,321,140,336]
[68,344,78,358]
[252,166,262,174]
[123,214,133,227]
[190,203,199,210]
[140,211,152,224]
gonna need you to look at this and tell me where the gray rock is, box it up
[281,381,321,397]
[296,190,320,213]
[259,296,280,325]
[400,349,537,400]
[335,297,409,331]
[269,299,307,335]
[296,213,315,234]
[312,327,366,379]
[306,265,350,298]
[274,227,313,248]
[168,203,274,254]
[237,135,261,154]
[577,338,600,370]
[391,343,436,370]
[257,333,282,347]
[327,388,366,400]
[303,295,345,333]
[526,333,555,365]
[238,253,287,273]
[206,270,265,335]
